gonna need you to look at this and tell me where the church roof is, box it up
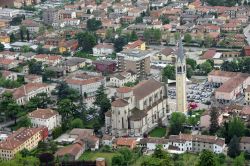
[177,39,185,63]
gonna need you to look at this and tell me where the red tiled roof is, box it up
[112,99,129,107]
[201,49,216,59]
[125,40,144,49]
[117,87,132,93]
[28,108,59,119]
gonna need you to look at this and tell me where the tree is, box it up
[0,43,4,51]
[76,32,97,53]
[26,29,30,41]
[198,150,216,166]
[87,9,91,14]
[130,30,138,42]
[184,33,192,44]
[186,66,193,79]
[28,60,43,75]
[39,153,54,165]
[52,126,63,139]
[112,154,124,166]
[209,107,219,134]
[162,65,175,81]
[0,153,39,166]
[70,118,83,129]
[56,82,80,101]
[44,69,56,81]
[20,28,25,42]
[228,117,245,139]
[160,15,170,25]
[6,103,21,125]
[10,33,16,43]
[200,61,212,74]
[18,116,32,128]
[26,92,52,111]
[114,36,128,52]
[143,29,162,44]
[135,16,143,23]
[20,148,30,157]
[105,28,114,42]
[87,18,102,31]
[118,148,133,165]
[169,112,186,135]
[228,135,240,158]
[94,84,111,124]
[204,35,213,47]
[186,58,196,70]
[57,99,76,122]
[233,153,245,166]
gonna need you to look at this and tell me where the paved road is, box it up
[244,23,250,45]
[0,118,21,130]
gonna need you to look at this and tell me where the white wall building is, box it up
[28,108,61,131]
[92,43,114,57]
[110,71,137,87]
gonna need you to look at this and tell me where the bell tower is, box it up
[176,39,187,113]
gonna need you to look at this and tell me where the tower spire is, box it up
[177,38,185,63]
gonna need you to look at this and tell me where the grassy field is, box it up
[149,127,167,137]
[79,151,117,166]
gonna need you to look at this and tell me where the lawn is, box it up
[149,127,167,137]
[79,151,117,166]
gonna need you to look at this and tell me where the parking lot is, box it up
[168,80,215,109]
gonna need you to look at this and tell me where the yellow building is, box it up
[0,127,47,160]
[0,35,10,43]
[176,40,187,113]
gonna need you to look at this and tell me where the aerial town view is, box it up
[0,0,250,165]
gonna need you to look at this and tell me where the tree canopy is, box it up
[76,32,97,53]
[169,112,186,135]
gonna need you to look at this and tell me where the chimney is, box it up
[96,158,106,166]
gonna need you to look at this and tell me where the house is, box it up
[63,57,86,73]
[28,108,61,131]
[55,128,99,151]
[113,138,137,149]
[105,79,168,137]
[0,33,10,43]
[65,73,105,97]
[152,48,175,64]
[33,54,62,66]
[0,70,17,81]
[102,134,114,147]
[139,138,169,150]
[123,40,146,50]
[22,19,41,33]
[24,74,43,83]
[240,137,250,153]
[168,133,225,154]
[55,141,84,161]
[58,39,78,54]
[243,46,250,56]
[197,49,223,65]
[110,71,137,87]
[0,58,19,70]
[208,70,250,103]
[246,86,250,105]
[0,127,48,160]
[199,110,224,129]
[92,43,114,57]
[0,51,20,59]
[92,60,117,74]
[12,83,55,105]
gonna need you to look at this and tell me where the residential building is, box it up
[110,71,137,87]
[243,46,250,56]
[55,128,99,151]
[22,19,41,33]
[0,127,48,160]
[42,8,59,25]
[152,48,175,64]
[28,108,61,131]
[101,135,113,147]
[117,49,154,79]
[0,51,20,59]
[63,57,86,73]
[55,141,84,161]
[0,70,17,81]
[12,83,55,105]
[92,43,114,57]
[33,54,62,66]
[105,79,168,137]
[0,0,38,8]
[0,33,10,43]
[58,39,78,54]
[208,70,250,103]
[0,58,19,70]
[113,138,137,149]
[123,40,146,50]
[24,74,43,83]
[65,73,106,97]
[139,138,169,150]
[245,86,250,105]
[240,137,250,153]
[168,133,226,154]
[176,40,187,113]
[92,60,117,74]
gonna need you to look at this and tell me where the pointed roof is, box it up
[177,39,185,63]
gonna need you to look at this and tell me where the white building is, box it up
[28,108,61,131]
[168,133,226,154]
[139,138,169,150]
[65,73,106,97]
[92,43,114,57]
[110,71,137,87]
